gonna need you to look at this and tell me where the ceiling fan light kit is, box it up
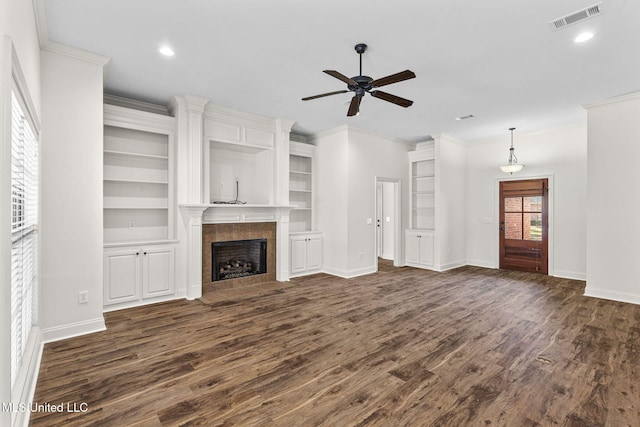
[302,43,416,117]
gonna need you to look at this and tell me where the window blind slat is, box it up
[10,91,38,386]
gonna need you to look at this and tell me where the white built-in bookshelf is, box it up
[103,105,175,244]
[289,141,315,232]
[409,142,436,230]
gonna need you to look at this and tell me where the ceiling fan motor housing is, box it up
[349,75,374,95]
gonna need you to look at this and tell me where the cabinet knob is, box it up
[144,252,147,255]
[136,252,140,256]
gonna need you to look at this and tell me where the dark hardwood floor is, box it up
[30,262,640,426]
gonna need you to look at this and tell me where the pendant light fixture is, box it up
[500,127,524,174]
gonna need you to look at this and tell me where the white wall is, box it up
[435,135,467,270]
[316,126,410,277]
[585,94,640,303]
[314,127,350,275]
[465,124,587,279]
[39,49,107,340]
[0,1,42,425]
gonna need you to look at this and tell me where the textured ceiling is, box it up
[43,0,640,142]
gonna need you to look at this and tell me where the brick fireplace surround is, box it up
[202,222,276,290]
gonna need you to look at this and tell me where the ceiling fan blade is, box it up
[371,90,413,108]
[324,70,358,86]
[371,70,416,88]
[347,95,361,117]
[302,90,349,101]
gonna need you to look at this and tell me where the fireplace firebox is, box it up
[211,239,267,282]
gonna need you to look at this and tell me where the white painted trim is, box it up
[583,91,640,109]
[375,177,402,269]
[552,269,586,281]
[41,318,106,343]
[104,94,171,116]
[11,329,43,427]
[311,124,412,147]
[42,41,110,68]
[33,1,112,70]
[103,295,184,313]
[584,287,640,306]
[321,266,377,279]
[466,259,498,269]
[438,260,466,272]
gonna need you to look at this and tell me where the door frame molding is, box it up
[374,177,402,269]
[494,174,554,276]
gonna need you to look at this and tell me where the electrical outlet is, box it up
[78,291,89,304]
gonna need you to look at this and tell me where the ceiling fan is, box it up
[302,43,416,117]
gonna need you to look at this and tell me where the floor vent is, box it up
[549,2,603,31]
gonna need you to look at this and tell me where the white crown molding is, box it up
[33,0,111,71]
[583,91,640,110]
[104,103,175,131]
[104,93,171,116]
[32,0,49,49]
[310,124,412,147]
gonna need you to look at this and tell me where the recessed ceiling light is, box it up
[574,32,594,43]
[158,45,175,56]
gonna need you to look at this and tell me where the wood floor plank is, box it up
[29,263,640,426]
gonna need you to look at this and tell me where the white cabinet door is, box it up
[104,243,176,308]
[104,249,140,304]
[405,229,434,268]
[142,246,175,299]
[405,231,420,264]
[290,236,308,274]
[306,236,322,271]
[419,232,434,266]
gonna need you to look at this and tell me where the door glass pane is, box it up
[524,196,542,212]
[504,197,522,212]
[505,213,522,239]
[525,212,542,241]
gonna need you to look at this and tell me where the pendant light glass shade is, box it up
[500,127,524,174]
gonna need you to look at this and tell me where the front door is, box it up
[499,179,548,274]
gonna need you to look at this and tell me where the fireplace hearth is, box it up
[212,239,267,282]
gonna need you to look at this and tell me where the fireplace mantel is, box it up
[179,204,294,299]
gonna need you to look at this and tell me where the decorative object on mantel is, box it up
[211,179,247,204]
[500,127,525,174]
[302,43,416,117]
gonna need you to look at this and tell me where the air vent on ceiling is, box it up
[549,2,603,31]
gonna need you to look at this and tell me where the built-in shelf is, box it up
[409,143,436,230]
[289,142,315,233]
[103,104,175,245]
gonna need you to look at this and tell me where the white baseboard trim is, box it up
[187,283,202,300]
[437,260,466,272]
[322,265,377,279]
[103,295,184,312]
[552,269,586,281]
[584,287,640,306]
[465,259,497,269]
[13,329,43,427]
[41,317,106,343]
